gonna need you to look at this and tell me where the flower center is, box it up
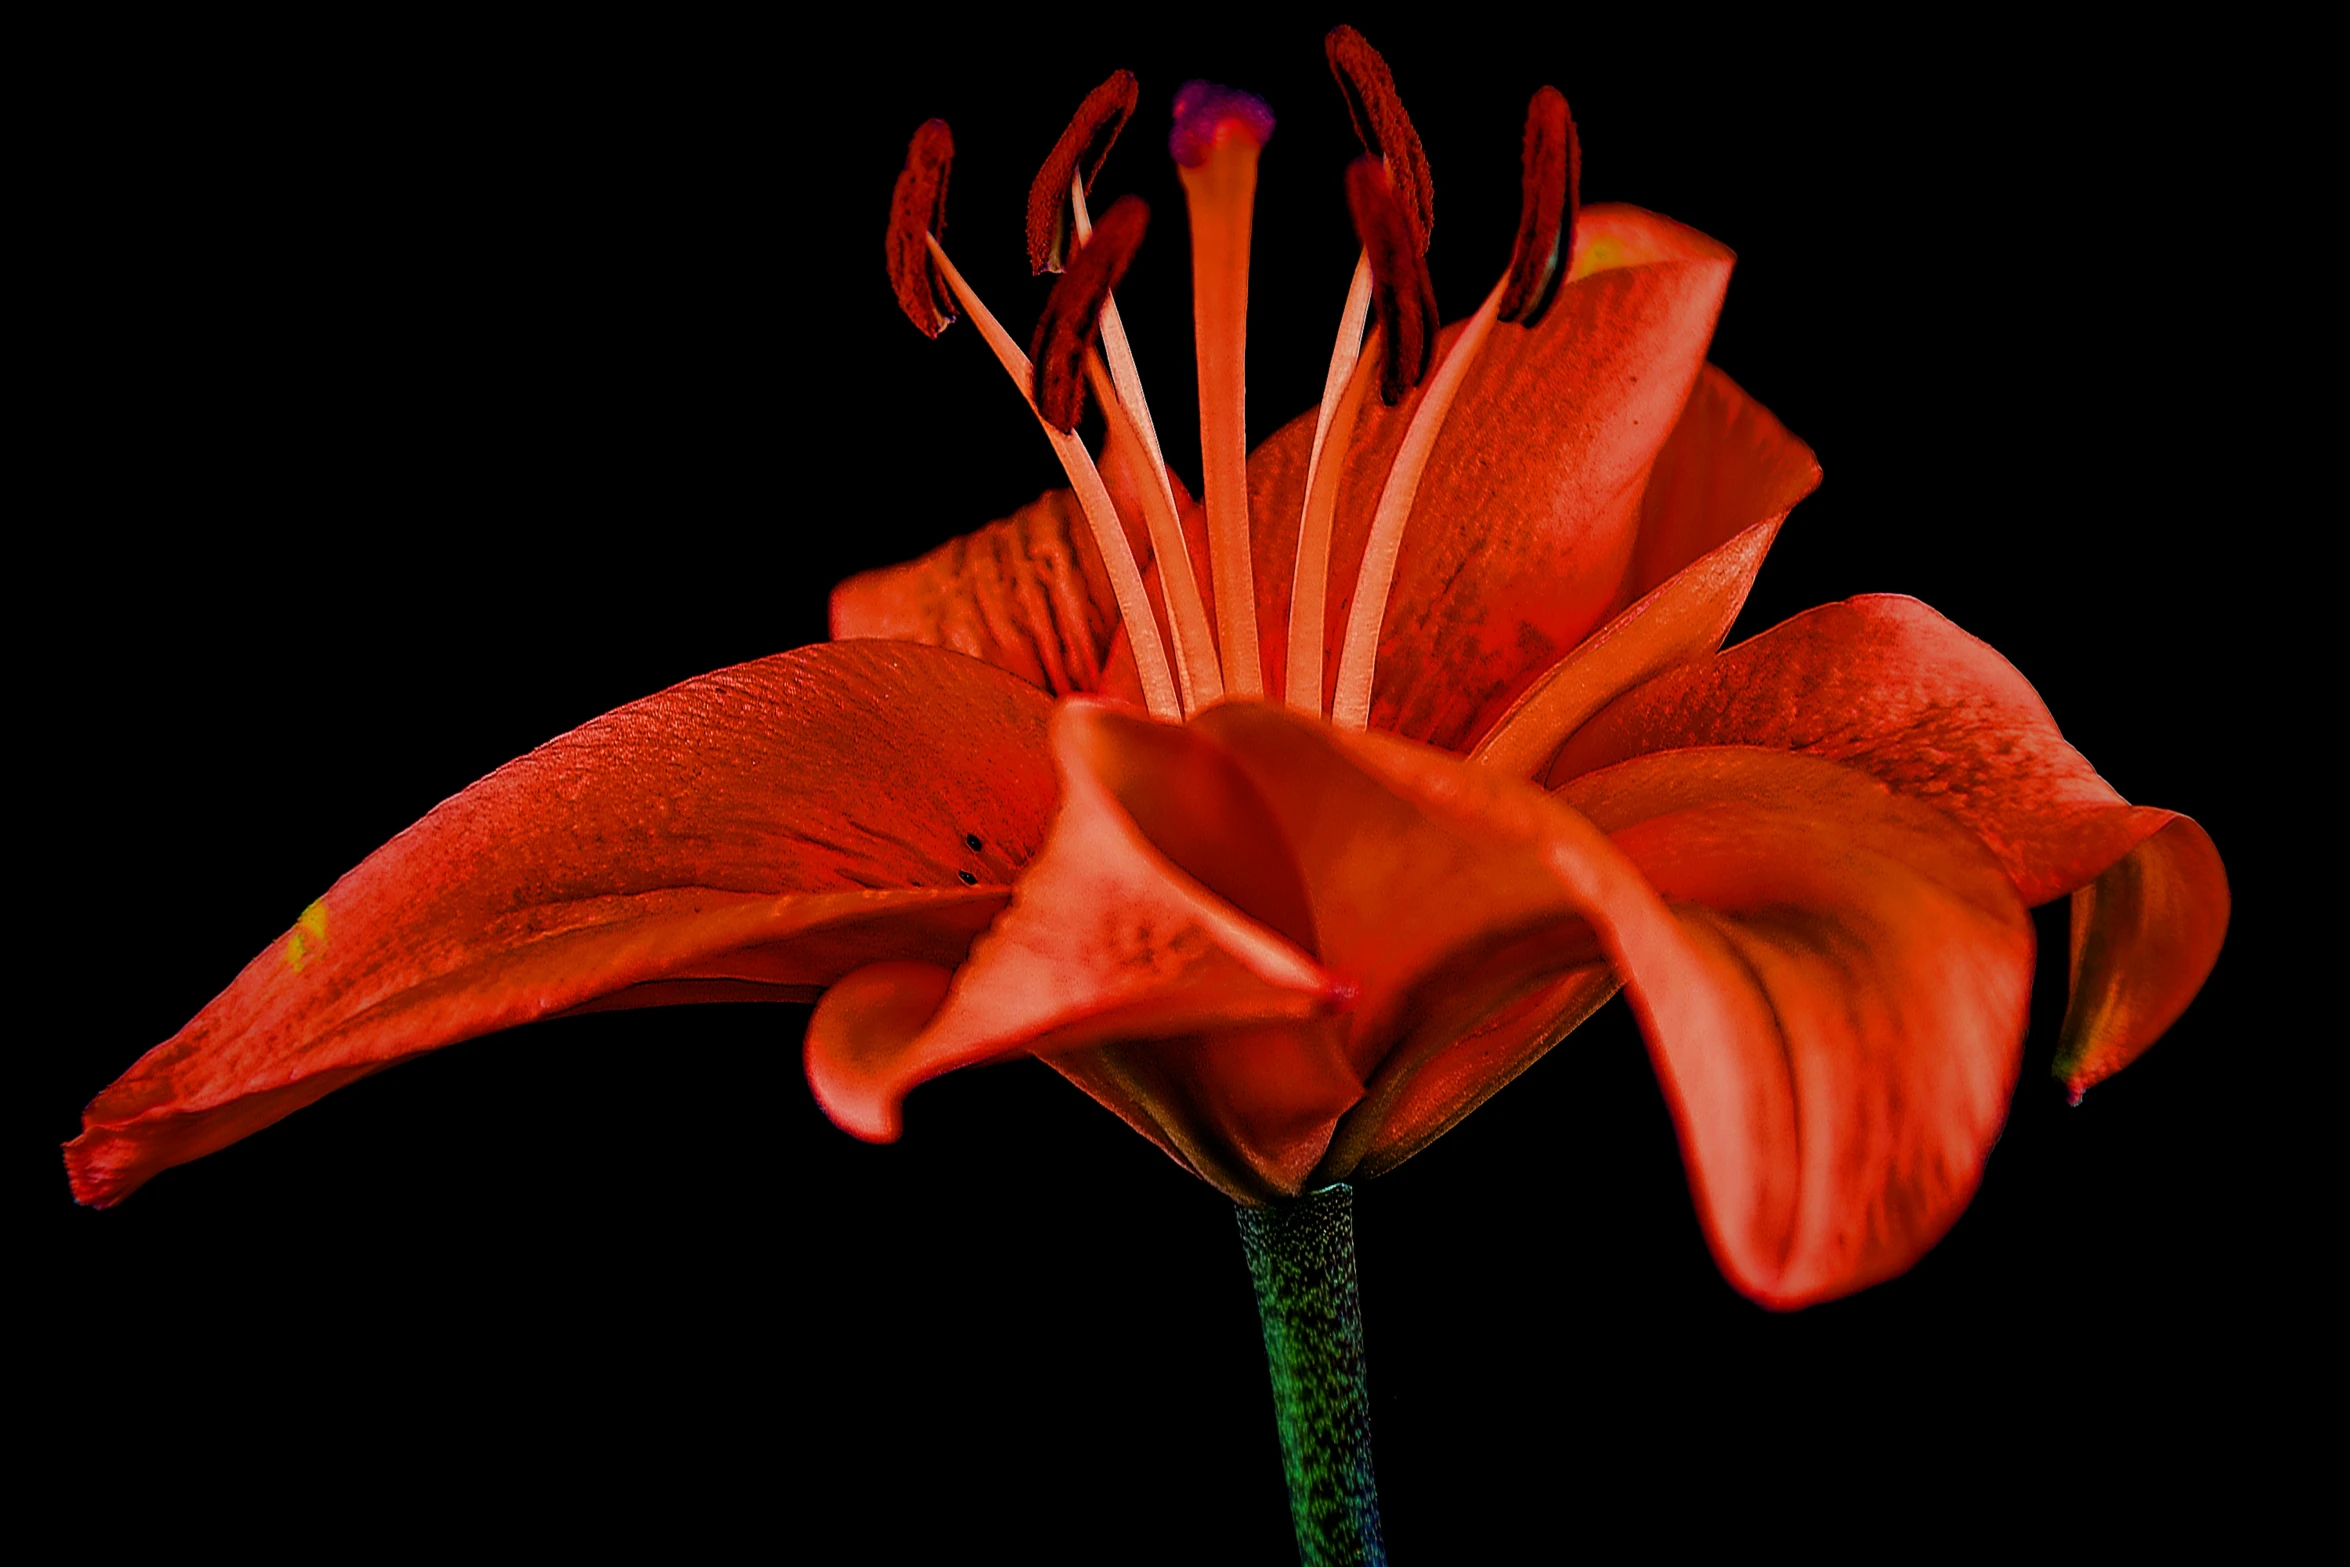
[884,30,1579,734]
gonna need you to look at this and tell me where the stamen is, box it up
[1285,295,1376,715]
[1497,87,1580,327]
[1330,85,1587,730]
[1071,177,1218,705]
[1299,28,1432,719]
[1030,195,1150,432]
[1328,277,1508,731]
[1034,194,1217,711]
[1324,26,1433,252]
[1026,70,1139,275]
[1173,81,1275,699]
[1346,157,1439,404]
[918,228,1182,721]
[1088,352,1221,712]
[886,120,958,337]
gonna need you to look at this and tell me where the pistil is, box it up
[1173,83,1276,699]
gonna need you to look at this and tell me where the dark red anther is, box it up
[1026,70,1139,275]
[1028,194,1150,432]
[1345,157,1438,405]
[1325,26,1432,254]
[887,119,957,338]
[1498,87,1580,328]
[1168,81,1274,168]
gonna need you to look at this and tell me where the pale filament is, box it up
[1328,276,1510,731]
[1285,252,1374,715]
[1085,354,1221,715]
[923,234,1183,720]
[1073,178,1223,711]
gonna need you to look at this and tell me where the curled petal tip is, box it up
[2051,816,2227,1100]
[1027,69,1139,274]
[63,1135,124,1209]
[887,119,957,336]
[805,961,959,1143]
[1169,81,1274,168]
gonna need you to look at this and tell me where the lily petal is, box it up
[1547,595,2210,907]
[828,487,1121,698]
[67,642,1058,1206]
[805,701,1352,1185]
[1615,362,1825,608]
[1465,364,1820,776]
[1344,962,1620,1182]
[1247,204,1733,746]
[1193,705,1613,1091]
[1052,1022,1373,1203]
[2054,815,2228,1097]
[1198,710,2033,1305]
[1542,595,2227,1090]
[1469,520,1776,779]
[828,409,1210,714]
[1555,748,2034,1306]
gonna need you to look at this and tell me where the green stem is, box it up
[1235,1183,1387,1567]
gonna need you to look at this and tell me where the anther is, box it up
[1030,196,1150,433]
[883,119,1182,719]
[887,119,958,337]
[1325,26,1433,252]
[1498,88,1580,327]
[1346,157,1439,404]
[1027,70,1139,275]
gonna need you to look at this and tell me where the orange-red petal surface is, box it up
[1246,207,1734,743]
[1196,711,2034,1304]
[1345,962,1619,1182]
[1556,748,2035,1305]
[2055,815,2228,1096]
[1549,595,2195,908]
[1194,706,1613,1093]
[1616,362,1823,608]
[68,642,1058,1206]
[1470,520,1778,780]
[829,488,1123,698]
[1544,596,2228,1092]
[805,702,1351,1187]
[1466,365,1817,775]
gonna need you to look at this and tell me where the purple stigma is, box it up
[1169,81,1275,167]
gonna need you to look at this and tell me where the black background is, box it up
[31,13,2291,1556]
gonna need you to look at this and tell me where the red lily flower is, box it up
[64,31,2224,1331]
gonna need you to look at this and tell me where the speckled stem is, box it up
[1235,1183,1387,1567]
